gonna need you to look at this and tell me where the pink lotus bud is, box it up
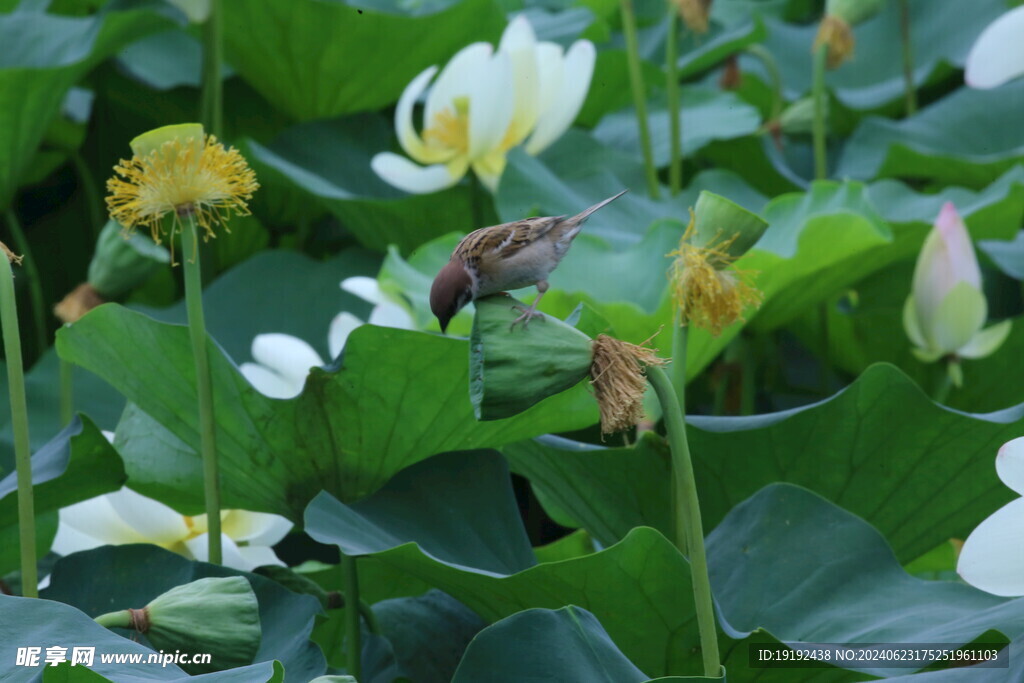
[903,203,1010,367]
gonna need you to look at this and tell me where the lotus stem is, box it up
[811,43,828,180]
[899,0,917,116]
[183,215,222,564]
[745,44,784,122]
[200,0,224,138]
[620,0,661,199]
[647,346,720,677]
[666,5,683,195]
[0,245,37,597]
[5,211,46,359]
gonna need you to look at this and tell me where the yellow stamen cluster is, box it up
[813,15,854,69]
[669,212,762,336]
[106,135,258,254]
[590,334,667,435]
[423,97,470,156]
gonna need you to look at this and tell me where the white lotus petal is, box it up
[997,437,1024,496]
[958,320,1012,359]
[51,497,141,555]
[499,15,541,148]
[526,40,595,155]
[340,276,385,305]
[394,65,449,164]
[902,295,927,351]
[425,42,493,130]
[185,533,249,571]
[467,51,515,160]
[371,152,461,194]
[367,302,415,329]
[957,497,1024,596]
[240,362,302,399]
[101,430,115,443]
[106,488,190,545]
[329,312,363,359]
[236,544,285,570]
[926,282,987,357]
[222,510,293,546]
[935,203,982,288]
[965,5,1024,89]
[531,42,564,126]
[251,333,324,389]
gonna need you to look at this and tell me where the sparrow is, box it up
[430,190,627,333]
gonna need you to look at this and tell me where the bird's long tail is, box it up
[570,189,628,224]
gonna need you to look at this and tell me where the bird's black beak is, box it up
[438,315,451,334]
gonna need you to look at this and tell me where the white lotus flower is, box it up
[902,202,1010,367]
[957,437,1024,596]
[240,276,415,399]
[371,14,595,193]
[52,487,292,571]
[965,5,1024,89]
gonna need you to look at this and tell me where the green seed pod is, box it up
[826,0,884,26]
[470,296,592,420]
[130,123,205,161]
[690,191,769,259]
[87,219,169,299]
[95,576,261,674]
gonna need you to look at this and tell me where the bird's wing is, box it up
[453,216,562,265]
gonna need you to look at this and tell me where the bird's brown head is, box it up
[430,260,474,333]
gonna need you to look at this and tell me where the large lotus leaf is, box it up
[745,170,1024,331]
[43,545,324,681]
[709,484,1024,677]
[0,0,173,210]
[505,432,672,549]
[504,363,1024,563]
[836,80,1024,187]
[0,415,123,575]
[135,248,380,363]
[452,606,678,682]
[980,230,1024,280]
[305,450,702,677]
[496,132,769,250]
[739,0,1007,111]
[368,590,486,682]
[246,116,478,253]
[56,304,596,518]
[0,594,285,682]
[593,88,762,168]
[791,258,1024,414]
[222,0,505,121]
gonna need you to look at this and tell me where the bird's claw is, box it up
[509,305,546,330]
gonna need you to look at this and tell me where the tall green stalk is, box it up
[620,0,661,199]
[200,0,224,138]
[0,248,37,597]
[811,43,828,180]
[648,350,720,677]
[183,216,222,564]
[342,554,362,679]
[5,211,46,359]
[745,44,784,122]
[666,5,683,195]
[899,0,917,116]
